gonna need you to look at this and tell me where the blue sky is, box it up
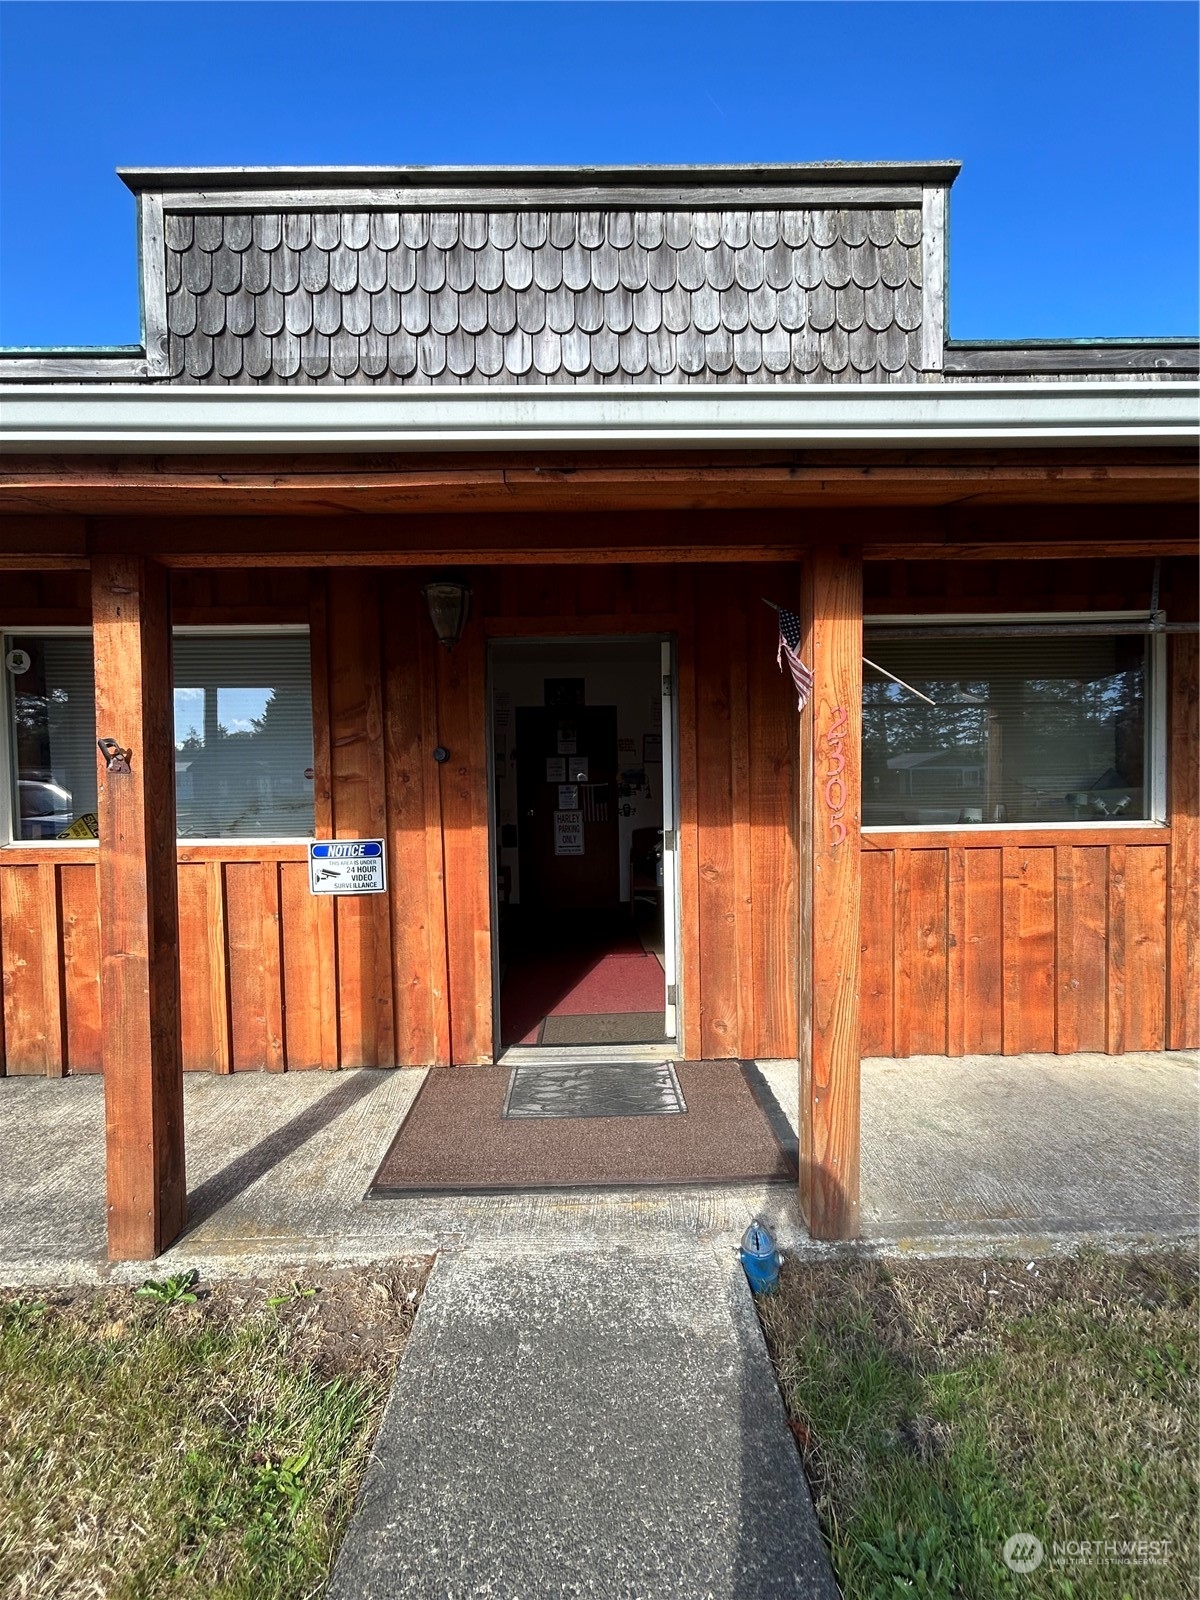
[1,1,1196,347]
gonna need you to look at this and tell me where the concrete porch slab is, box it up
[859,1051,1200,1241]
[0,1050,1195,1285]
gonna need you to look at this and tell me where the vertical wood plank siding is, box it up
[685,566,800,1061]
[0,559,1195,1073]
[857,554,1197,1058]
[326,573,396,1067]
[1167,635,1200,1049]
[860,835,1175,1057]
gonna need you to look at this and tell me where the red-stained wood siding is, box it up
[1167,635,1200,1049]
[680,565,801,1062]
[0,862,65,1075]
[0,560,803,1071]
[0,554,1194,1074]
[325,572,396,1067]
[860,831,1175,1057]
[856,551,1197,1059]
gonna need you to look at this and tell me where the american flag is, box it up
[776,606,814,712]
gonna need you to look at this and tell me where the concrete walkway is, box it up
[327,1240,838,1600]
[0,1051,1195,1284]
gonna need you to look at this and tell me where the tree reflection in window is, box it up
[173,637,314,839]
[862,635,1147,827]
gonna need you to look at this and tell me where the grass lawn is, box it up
[0,1261,428,1599]
[758,1249,1198,1600]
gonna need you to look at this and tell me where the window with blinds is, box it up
[862,630,1151,828]
[3,630,315,842]
[173,634,315,839]
[6,635,98,840]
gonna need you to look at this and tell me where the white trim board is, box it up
[1,380,1195,453]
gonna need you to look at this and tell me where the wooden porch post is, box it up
[92,555,186,1260]
[799,547,863,1239]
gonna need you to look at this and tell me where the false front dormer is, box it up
[119,161,956,385]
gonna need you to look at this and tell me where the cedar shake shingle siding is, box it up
[6,163,1196,386]
[163,205,930,385]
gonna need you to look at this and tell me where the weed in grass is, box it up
[859,1522,959,1598]
[135,1267,201,1305]
[0,1297,46,1333]
[266,1280,318,1308]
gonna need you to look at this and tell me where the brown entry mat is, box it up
[369,1061,797,1195]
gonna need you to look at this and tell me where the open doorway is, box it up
[489,638,678,1053]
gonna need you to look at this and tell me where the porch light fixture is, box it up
[422,580,472,649]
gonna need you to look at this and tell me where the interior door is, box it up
[516,705,620,913]
[660,641,679,1040]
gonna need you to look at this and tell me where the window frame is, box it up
[0,623,316,848]
[860,610,1168,835]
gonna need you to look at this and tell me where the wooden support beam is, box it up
[799,548,863,1240]
[0,505,1189,571]
[864,540,1198,562]
[21,503,1187,570]
[0,555,91,571]
[2,456,1195,516]
[92,554,185,1260]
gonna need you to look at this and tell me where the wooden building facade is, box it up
[1,163,1196,1257]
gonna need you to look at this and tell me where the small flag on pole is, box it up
[776,606,814,712]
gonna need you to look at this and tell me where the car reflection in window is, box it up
[18,778,73,840]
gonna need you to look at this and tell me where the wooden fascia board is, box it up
[0,459,1195,518]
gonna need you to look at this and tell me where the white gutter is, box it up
[0,380,1196,453]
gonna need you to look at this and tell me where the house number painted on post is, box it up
[822,707,850,849]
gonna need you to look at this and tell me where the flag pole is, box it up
[861,656,938,707]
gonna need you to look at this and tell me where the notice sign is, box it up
[309,840,387,895]
[554,811,584,856]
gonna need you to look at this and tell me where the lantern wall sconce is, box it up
[422,580,472,650]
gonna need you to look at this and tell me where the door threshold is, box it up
[497,1041,679,1067]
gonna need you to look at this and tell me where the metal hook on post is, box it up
[97,738,132,774]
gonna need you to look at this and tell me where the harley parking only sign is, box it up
[309,840,387,895]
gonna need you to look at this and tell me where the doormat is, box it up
[539,1011,668,1046]
[368,1061,797,1195]
[503,1060,685,1120]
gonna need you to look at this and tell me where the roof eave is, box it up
[1,379,1194,454]
[117,159,964,194]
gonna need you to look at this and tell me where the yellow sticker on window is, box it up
[57,812,99,840]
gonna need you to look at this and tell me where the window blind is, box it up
[173,635,315,839]
[862,632,1148,827]
[8,635,97,840]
